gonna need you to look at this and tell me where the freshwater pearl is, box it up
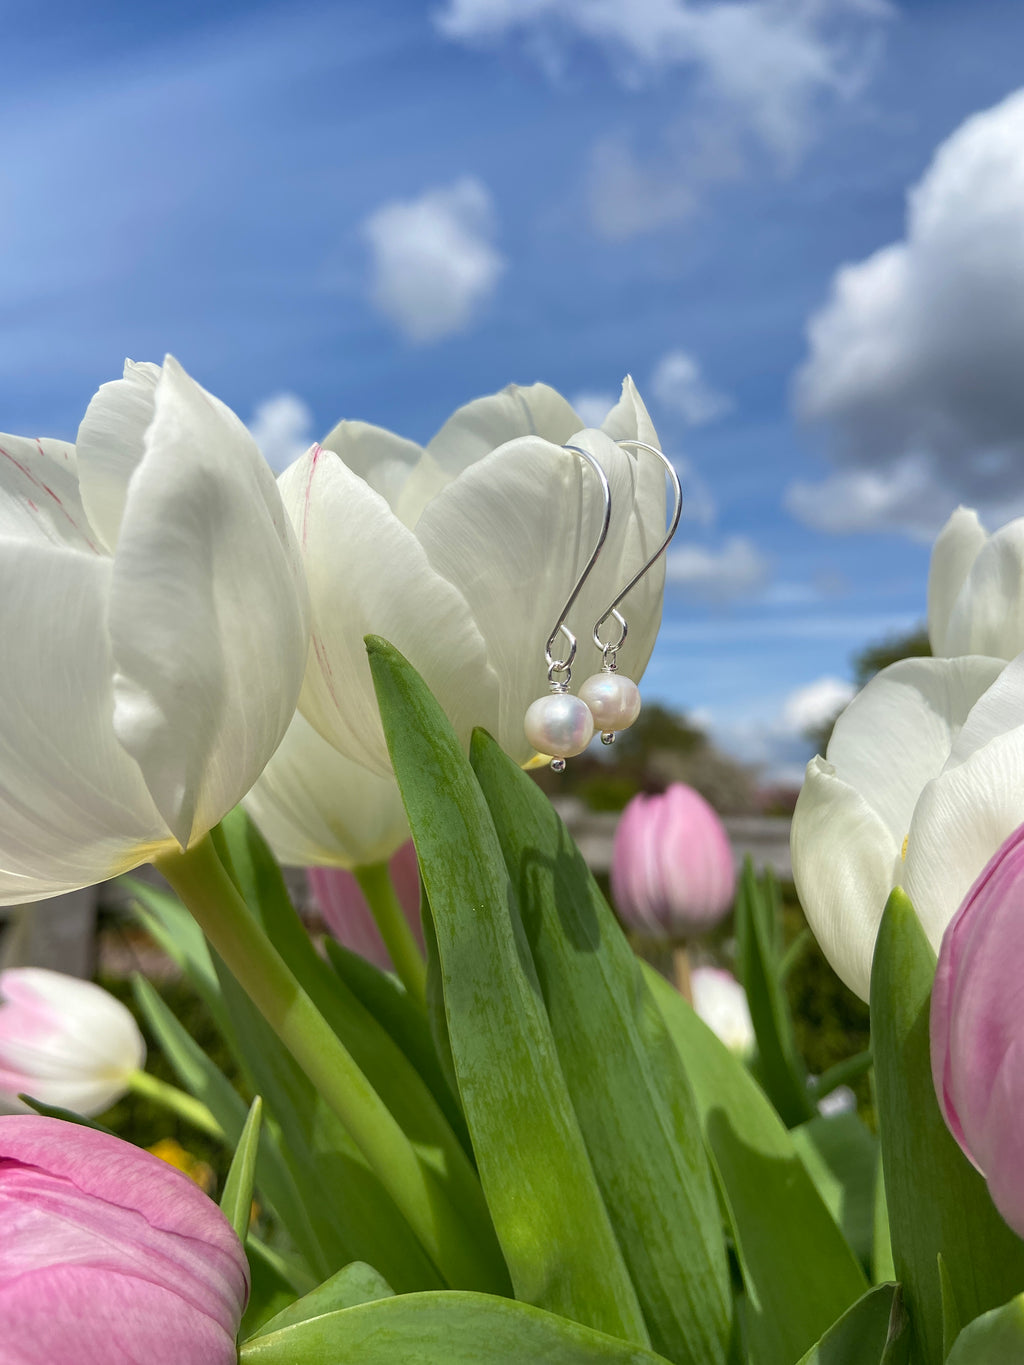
[524,693,594,758]
[578,672,641,733]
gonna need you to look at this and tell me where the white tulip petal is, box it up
[318,419,424,513]
[281,446,500,775]
[75,359,161,552]
[0,541,171,904]
[426,382,583,477]
[927,507,987,655]
[244,709,409,869]
[0,433,98,551]
[943,522,1024,660]
[945,650,1024,767]
[108,357,309,848]
[904,728,1024,954]
[0,969,145,1078]
[600,375,660,450]
[825,656,1004,845]
[791,757,899,1002]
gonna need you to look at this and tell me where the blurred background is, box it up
[4,0,1022,1152]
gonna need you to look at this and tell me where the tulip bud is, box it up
[690,967,754,1056]
[0,1115,249,1363]
[308,839,423,972]
[931,822,1024,1236]
[611,784,736,938]
[0,968,145,1117]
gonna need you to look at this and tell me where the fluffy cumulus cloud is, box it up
[779,674,855,736]
[665,535,770,602]
[570,389,619,427]
[248,393,315,474]
[651,349,732,425]
[361,177,506,342]
[436,0,892,236]
[792,88,1024,538]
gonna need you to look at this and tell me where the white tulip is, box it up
[791,651,1024,1000]
[690,967,754,1057]
[0,357,308,903]
[929,506,1024,658]
[278,378,667,774]
[243,709,409,869]
[0,968,146,1116]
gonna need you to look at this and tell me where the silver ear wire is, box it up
[524,443,612,772]
[578,439,683,744]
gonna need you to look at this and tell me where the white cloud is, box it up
[779,675,855,735]
[665,534,770,602]
[570,389,617,427]
[248,392,315,474]
[792,88,1024,536]
[437,0,891,235]
[650,349,732,425]
[362,177,505,343]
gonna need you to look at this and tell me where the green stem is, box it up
[154,835,499,1293]
[778,927,813,985]
[354,861,428,1012]
[127,1069,224,1140]
[810,1048,874,1104]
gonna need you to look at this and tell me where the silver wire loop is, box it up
[544,442,612,685]
[592,439,682,653]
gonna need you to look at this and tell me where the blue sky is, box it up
[6,0,1024,779]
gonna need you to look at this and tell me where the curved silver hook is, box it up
[592,439,682,653]
[545,443,612,681]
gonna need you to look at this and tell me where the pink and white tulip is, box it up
[931,822,1024,1238]
[0,968,145,1116]
[691,967,754,1056]
[308,839,423,972]
[0,1115,249,1363]
[611,784,736,938]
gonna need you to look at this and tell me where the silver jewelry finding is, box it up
[523,443,612,771]
[578,439,683,743]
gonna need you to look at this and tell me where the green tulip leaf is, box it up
[212,809,506,1294]
[367,635,648,1347]
[470,727,731,1365]
[945,1294,1024,1364]
[221,1096,263,1241]
[15,1096,115,1135]
[735,859,814,1127]
[644,963,866,1365]
[240,1290,674,1364]
[131,972,322,1280]
[240,1238,302,1338]
[794,1283,909,1365]
[870,888,1024,1365]
[791,1111,879,1269]
[250,1261,395,1339]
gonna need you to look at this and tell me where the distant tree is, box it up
[806,623,932,755]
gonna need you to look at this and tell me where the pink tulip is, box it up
[931,822,1024,1236]
[308,838,423,971]
[611,784,736,937]
[0,1115,249,1364]
[0,968,146,1117]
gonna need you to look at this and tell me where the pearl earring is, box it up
[523,443,611,772]
[578,438,683,745]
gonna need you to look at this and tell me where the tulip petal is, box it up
[946,650,1024,766]
[108,357,309,847]
[600,375,660,450]
[791,757,900,1001]
[75,359,161,552]
[427,382,583,477]
[243,709,409,869]
[0,541,171,904]
[943,520,1024,660]
[318,418,424,513]
[281,445,500,775]
[928,507,987,655]
[825,656,1004,845]
[903,729,1024,956]
[0,432,99,551]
